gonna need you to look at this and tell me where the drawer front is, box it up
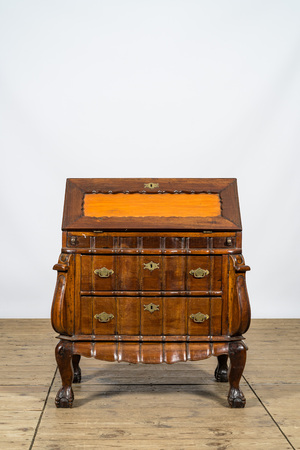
[81,255,222,292]
[77,296,222,336]
[66,233,237,251]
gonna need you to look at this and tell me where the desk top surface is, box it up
[62,178,242,231]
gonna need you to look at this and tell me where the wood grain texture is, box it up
[1,319,299,449]
[62,178,242,230]
[84,193,221,218]
[65,231,241,255]
[51,254,72,335]
[54,178,250,409]
[81,254,222,292]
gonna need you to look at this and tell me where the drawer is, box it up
[92,236,208,250]
[77,296,222,336]
[81,255,222,292]
[66,234,236,250]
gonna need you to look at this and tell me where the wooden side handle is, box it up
[53,263,68,272]
[234,264,250,273]
[231,255,251,273]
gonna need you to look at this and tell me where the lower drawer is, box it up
[77,296,222,337]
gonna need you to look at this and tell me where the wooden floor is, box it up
[0,320,299,449]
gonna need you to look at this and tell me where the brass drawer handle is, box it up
[225,237,233,246]
[69,236,78,246]
[144,261,159,271]
[94,267,114,278]
[94,312,114,323]
[190,312,209,323]
[144,303,160,313]
[189,268,209,278]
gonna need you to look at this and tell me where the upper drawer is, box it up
[81,255,222,292]
[66,233,237,251]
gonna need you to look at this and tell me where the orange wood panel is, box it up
[84,193,221,218]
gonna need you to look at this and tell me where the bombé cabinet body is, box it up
[52,178,251,408]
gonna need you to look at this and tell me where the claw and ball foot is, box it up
[228,387,246,408]
[55,386,74,408]
[214,354,228,382]
[227,341,247,408]
[55,341,74,408]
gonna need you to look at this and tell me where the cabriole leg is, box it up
[55,340,74,408]
[72,354,81,383]
[214,354,228,382]
[228,341,247,408]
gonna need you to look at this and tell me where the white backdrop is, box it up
[1,1,299,318]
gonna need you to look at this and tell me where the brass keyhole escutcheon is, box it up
[189,268,209,278]
[94,267,114,278]
[144,182,159,189]
[190,312,209,323]
[144,261,160,271]
[94,312,114,323]
[144,303,160,313]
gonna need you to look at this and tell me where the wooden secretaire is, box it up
[52,178,251,408]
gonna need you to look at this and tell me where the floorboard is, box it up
[0,319,299,450]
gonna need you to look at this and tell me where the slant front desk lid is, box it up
[62,178,242,231]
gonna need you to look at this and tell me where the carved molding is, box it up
[69,341,231,364]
